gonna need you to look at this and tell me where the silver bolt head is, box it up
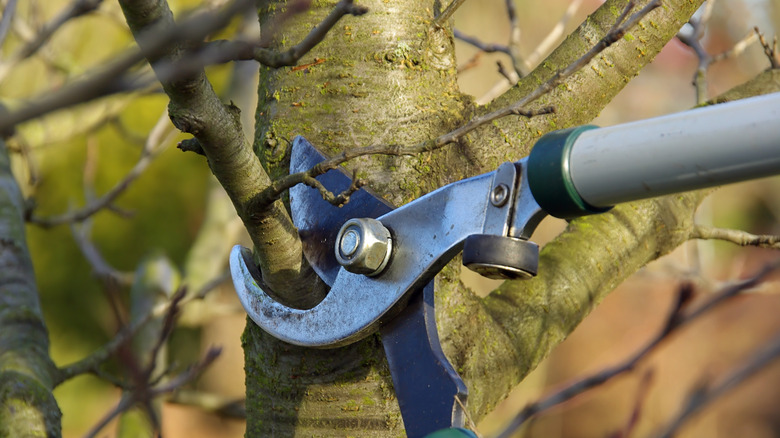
[335,218,392,276]
[490,183,510,207]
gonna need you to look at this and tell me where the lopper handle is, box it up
[528,92,780,219]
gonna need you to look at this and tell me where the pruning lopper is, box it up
[230,93,780,437]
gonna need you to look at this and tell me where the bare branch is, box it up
[0,0,364,135]
[526,0,584,68]
[83,346,221,438]
[28,111,175,227]
[678,3,758,104]
[608,370,654,438]
[691,224,780,249]
[433,0,468,28]
[302,169,365,207]
[755,27,780,69]
[454,30,511,56]
[505,0,524,77]
[457,52,482,73]
[0,0,18,47]
[494,260,780,438]
[54,311,150,385]
[17,0,103,61]
[655,332,780,438]
[181,0,368,68]
[70,220,134,286]
[477,0,584,104]
[0,0,247,136]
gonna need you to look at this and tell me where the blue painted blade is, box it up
[380,282,468,437]
[289,136,393,286]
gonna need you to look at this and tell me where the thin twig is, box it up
[691,224,780,249]
[454,30,511,55]
[167,390,246,418]
[433,0,468,28]
[454,396,482,438]
[677,2,757,104]
[0,0,105,82]
[608,370,655,438]
[83,347,221,438]
[477,0,583,104]
[302,169,365,206]
[54,311,153,384]
[655,331,780,438]
[28,111,175,227]
[187,0,367,68]
[755,27,780,69]
[70,220,134,285]
[505,0,524,77]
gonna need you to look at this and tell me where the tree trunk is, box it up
[244,0,711,435]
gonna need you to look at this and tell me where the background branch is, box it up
[691,224,780,249]
[495,261,780,437]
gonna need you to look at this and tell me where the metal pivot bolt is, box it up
[335,218,393,276]
[490,183,510,207]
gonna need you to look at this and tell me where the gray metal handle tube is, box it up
[570,92,780,208]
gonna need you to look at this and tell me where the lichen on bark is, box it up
[0,138,60,437]
[244,0,779,435]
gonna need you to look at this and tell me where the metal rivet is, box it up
[490,183,509,207]
[340,228,360,257]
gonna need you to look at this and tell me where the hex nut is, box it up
[335,218,392,276]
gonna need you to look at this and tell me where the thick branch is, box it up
[462,73,780,421]
[0,139,60,435]
[118,0,330,307]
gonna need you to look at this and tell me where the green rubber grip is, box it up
[527,125,612,219]
[424,428,479,438]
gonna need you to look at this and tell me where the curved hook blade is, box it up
[230,244,397,347]
[289,136,393,286]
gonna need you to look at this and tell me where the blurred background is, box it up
[1,0,779,436]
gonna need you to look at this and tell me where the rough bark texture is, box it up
[244,0,715,435]
[0,138,60,437]
[118,0,326,309]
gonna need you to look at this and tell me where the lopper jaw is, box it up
[230,135,545,436]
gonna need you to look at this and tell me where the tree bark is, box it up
[244,0,717,435]
[0,138,60,437]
